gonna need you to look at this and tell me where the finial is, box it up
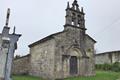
[74,0,77,2]
[72,0,79,10]
[73,0,78,5]
[13,26,16,34]
[81,7,84,13]
[67,2,70,9]
[5,8,10,27]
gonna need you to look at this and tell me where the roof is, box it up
[95,50,120,56]
[29,30,96,48]
[86,34,96,43]
[28,31,64,47]
[14,54,30,60]
[28,27,96,47]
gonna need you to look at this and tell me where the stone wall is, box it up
[95,53,111,64]
[112,51,120,63]
[12,54,30,75]
[95,51,120,64]
[85,35,96,76]
[29,39,55,80]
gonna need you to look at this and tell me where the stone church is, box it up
[13,0,96,80]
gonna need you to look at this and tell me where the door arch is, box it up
[68,48,82,75]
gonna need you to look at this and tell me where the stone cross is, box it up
[0,8,21,80]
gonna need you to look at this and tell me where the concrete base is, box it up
[0,77,4,80]
[4,77,12,80]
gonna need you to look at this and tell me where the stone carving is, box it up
[0,8,21,80]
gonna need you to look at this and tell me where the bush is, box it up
[96,62,120,72]
[95,63,111,71]
[111,62,120,72]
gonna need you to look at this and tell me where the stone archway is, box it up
[68,48,81,76]
[62,47,90,77]
[62,48,82,78]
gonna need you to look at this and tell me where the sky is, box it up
[0,0,120,56]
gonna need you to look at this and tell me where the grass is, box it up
[12,71,120,80]
[12,75,43,80]
[65,71,120,80]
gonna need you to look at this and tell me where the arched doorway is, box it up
[68,48,82,75]
[70,56,78,75]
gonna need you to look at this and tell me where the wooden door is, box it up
[70,56,78,75]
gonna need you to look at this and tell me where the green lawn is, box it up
[65,71,120,80]
[12,75,42,80]
[12,71,120,80]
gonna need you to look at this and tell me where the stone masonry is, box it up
[95,51,120,64]
[12,54,30,75]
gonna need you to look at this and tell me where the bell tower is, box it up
[64,0,86,30]
[64,0,88,57]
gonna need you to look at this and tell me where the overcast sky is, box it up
[0,0,120,56]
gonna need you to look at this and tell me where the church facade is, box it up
[28,0,96,80]
[12,0,96,80]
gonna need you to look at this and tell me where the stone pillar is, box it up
[0,8,21,80]
[0,31,21,80]
[0,26,10,80]
[5,34,21,80]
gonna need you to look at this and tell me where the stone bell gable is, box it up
[28,0,96,80]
